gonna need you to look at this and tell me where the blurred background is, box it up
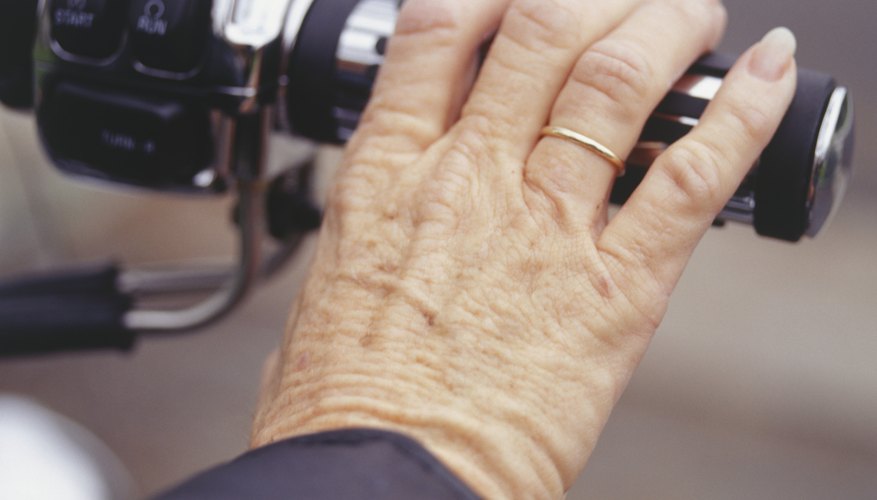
[1,0,875,498]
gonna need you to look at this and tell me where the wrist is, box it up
[251,368,568,498]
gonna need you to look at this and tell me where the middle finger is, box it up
[459,0,645,159]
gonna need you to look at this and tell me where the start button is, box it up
[50,0,126,60]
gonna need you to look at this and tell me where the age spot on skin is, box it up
[296,352,311,371]
[378,261,399,274]
[424,310,437,327]
[359,334,375,348]
[382,203,400,222]
[589,272,616,301]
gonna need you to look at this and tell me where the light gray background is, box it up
[1,0,875,498]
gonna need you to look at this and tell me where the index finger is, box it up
[598,28,798,297]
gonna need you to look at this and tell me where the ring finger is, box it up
[523,0,727,231]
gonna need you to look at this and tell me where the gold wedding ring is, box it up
[540,126,627,176]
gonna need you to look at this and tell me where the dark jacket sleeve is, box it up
[152,428,480,500]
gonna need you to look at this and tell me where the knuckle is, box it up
[666,0,721,28]
[660,141,726,208]
[596,239,666,330]
[724,99,775,144]
[455,113,510,154]
[326,173,369,218]
[503,0,580,53]
[359,98,439,149]
[411,126,488,229]
[395,0,463,40]
[599,231,649,276]
[418,165,476,228]
[523,151,571,197]
[571,39,654,116]
[522,166,565,225]
[457,113,501,143]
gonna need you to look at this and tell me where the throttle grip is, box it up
[284,0,854,242]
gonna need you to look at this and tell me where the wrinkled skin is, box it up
[252,0,797,497]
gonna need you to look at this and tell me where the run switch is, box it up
[128,0,212,75]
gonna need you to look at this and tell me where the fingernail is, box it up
[749,27,797,81]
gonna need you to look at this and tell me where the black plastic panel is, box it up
[0,0,38,107]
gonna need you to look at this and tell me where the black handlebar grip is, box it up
[0,264,136,357]
[641,53,843,242]
[756,69,838,241]
[0,262,122,297]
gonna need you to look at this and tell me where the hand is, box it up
[251,0,797,496]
